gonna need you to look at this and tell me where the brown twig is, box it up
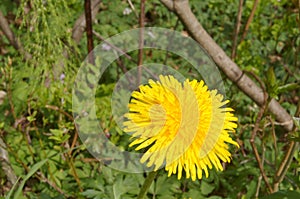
[159,0,294,132]
[84,0,95,65]
[0,10,19,49]
[93,30,159,84]
[116,57,128,74]
[72,0,101,44]
[247,71,273,193]
[92,30,136,62]
[137,0,146,85]
[240,0,260,43]
[268,116,278,165]
[92,31,138,86]
[255,142,266,197]
[38,172,67,196]
[127,0,139,18]
[45,105,74,121]
[273,141,298,191]
[0,10,31,60]
[273,100,300,191]
[67,155,83,192]
[1,134,64,194]
[231,0,244,59]
[69,130,78,157]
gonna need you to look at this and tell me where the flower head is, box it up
[123,75,238,181]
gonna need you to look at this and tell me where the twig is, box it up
[247,71,273,193]
[38,172,67,195]
[137,0,146,85]
[231,0,244,59]
[116,57,128,73]
[1,134,64,194]
[159,0,294,132]
[127,0,139,18]
[69,130,78,157]
[0,136,18,186]
[72,0,101,44]
[45,105,74,121]
[66,155,83,192]
[84,0,95,65]
[240,0,260,43]
[93,30,159,80]
[255,142,266,197]
[93,31,138,85]
[273,141,298,191]
[93,31,136,62]
[0,10,18,49]
[273,100,300,191]
[0,10,31,60]
[268,116,278,166]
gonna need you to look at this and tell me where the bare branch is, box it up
[274,101,300,191]
[53,0,101,78]
[84,0,95,65]
[72,0,101,44]
[231,0,244,59]
[248,72,273,193]
[160,0,293,131]
[241,0,260,42]
[0,10,18,49]
[0,10,31,59]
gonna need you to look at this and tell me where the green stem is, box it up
[137,171,158,199]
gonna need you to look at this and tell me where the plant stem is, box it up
[137,171,158,199]
[137,0,145,85]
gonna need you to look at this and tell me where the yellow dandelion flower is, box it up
[123,75,238,181]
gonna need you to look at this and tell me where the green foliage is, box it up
[0,0,299,198]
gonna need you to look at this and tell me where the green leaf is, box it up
[26,111,37,122]
[245,180,256,199]
[259,190,300,199]
[5,177,21,199]
[267,67,276,87]
[200,180,215,196]
[277,83,300,94]
[81,189,107,199]
[293,117,300,129]
[13,158,48,199]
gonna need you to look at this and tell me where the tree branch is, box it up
[231,0,244,59]
[84,0,95,65]
[72,0,101,44]
[241,0,260,42]
[0,10,31,59]
[160,0,293,131]
[53,0,101,78]
[248,72,273,193]
[0,10,18,49]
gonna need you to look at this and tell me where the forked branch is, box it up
[159,0,293,132]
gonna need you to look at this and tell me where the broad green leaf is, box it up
[201,180,215,196]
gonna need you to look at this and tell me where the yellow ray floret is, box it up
[123,75,239,181]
